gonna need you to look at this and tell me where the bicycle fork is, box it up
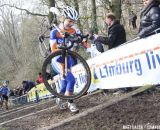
[61,50,68,78]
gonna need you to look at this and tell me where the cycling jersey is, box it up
[50,24,81,52]
[50,24,80,94]
[50,25,80,72]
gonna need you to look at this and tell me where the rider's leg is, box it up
[56,76,68,110]
[56,79,67,110]
[60,79,67,94]
[4,100,8,110]
[0,99,3,109]
[65,72,79,113]
[65,72,75,95]
[2,95,8,110]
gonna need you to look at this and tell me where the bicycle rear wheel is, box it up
[39,39,51,58]
[42,50,91,100]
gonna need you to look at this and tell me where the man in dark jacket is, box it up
[95,13,126,49]
[94,13,128,94]
[139,0,160,38]
[22,80,35,94]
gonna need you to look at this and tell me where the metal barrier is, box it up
[8,94,29,107]
[8,91,55,108]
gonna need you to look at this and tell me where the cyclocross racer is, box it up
[50,6,81,113]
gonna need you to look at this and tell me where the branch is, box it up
[0,4,48,17]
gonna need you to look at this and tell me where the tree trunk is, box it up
[73,0,82,31]
[48,0,56,24]
[109,0,122,20]
[91,0,98,33]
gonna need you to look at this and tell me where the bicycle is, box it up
[39,35,51,58]
[42,25,91,100]
[38,23,53,58]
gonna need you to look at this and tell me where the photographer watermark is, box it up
[123,123,160,130]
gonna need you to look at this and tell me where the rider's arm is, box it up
[50,41,58,52]
[50,29,59,52]
[50,29,65,73]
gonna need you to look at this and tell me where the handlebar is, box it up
[52,24,89,41]
[39,24,89,50]
[58,33,89,50]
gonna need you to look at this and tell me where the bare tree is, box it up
[91,0,98,33]
[0,7,20,70]
[0,4,47,17]
[48,0,56,24]
[73,0,82,31]
[108,0,122,20]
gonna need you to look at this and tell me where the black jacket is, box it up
[96,20,126,49]
[23,81,35,93]
[139,0,160,38]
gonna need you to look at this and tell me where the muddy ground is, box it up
[0,92,111,130]
[0,90,160,130]
[53,91,160,130]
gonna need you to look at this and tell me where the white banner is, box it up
[71,33,160,92]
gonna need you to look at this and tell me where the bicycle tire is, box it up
[42,50,91,100]
[39,41,50,58]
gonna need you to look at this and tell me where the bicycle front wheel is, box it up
[42,50,91,100]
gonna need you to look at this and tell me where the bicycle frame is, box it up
[57,32,76,78]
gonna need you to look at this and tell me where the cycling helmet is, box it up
[2,80,9,86]
[62,6,79,20]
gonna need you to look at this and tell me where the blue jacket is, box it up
[0,86,10,96]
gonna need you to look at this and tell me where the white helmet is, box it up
[62,6,79,21]
[2,80,9,86]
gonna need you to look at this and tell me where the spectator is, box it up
[95,13,126,49]
[14,87,20,96]
[18,88,24,96]
[86,29,104,58]
[34,85,40,103]
[22,80,35,94]
[130,11,137,29]
[94,13,131,94]
[0,80,10,110]
[14,86,23,96]
[9,89,15,96]
[139,0,160,38]
[36,72,44,84]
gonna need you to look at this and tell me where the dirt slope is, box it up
[0,87,159,130]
